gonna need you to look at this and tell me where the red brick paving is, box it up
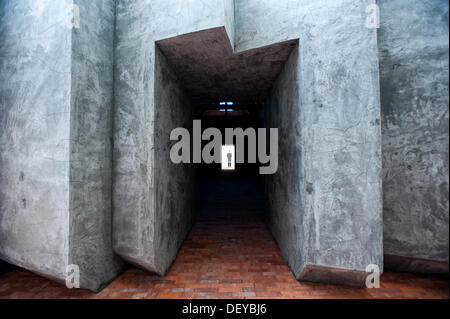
[0,205,448,299]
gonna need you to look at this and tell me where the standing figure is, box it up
[227,150,232,167]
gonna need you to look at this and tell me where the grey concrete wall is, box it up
[297,0,383,287]
[223,0,235,49]
[112,0,157,270]
[0,0,121,291]
[0,0,72,283]
[238,0,383,286]
[3,0,442,289]
[153,46,195,275]
[113,0,233,274]
[69,0,122,291]
[378,0,449,267]
[234,0,301,52]
[265,46,303,277]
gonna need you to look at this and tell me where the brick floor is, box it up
[0,202,448,299]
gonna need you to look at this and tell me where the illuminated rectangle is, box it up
[221,145,235,170]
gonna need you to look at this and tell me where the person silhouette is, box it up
[227,150,232,167]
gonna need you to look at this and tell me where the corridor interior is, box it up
[0,27,448,299]
[0,104,448,299]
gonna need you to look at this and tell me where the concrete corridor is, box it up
[1,1,448,293]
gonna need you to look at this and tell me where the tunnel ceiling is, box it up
[156,27,298,106]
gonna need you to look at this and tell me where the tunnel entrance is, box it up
[195,101,265,221]
[150,27,300,279]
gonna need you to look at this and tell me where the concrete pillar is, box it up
[0,0,121,291]
[238,0,383,286]
[113,0,234,275]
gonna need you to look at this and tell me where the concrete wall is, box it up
[378,0,449,271]
[5,0,444,289]
[238,0,383,286]
[223,0,235,49]
[297,0,383,287]
[0,0,72,283]
[234,0,301,52]
[153,46,195,274]
[113,0,234,274]
[0,0,121,291]
[265,46,303,277]
[69,0,122,291]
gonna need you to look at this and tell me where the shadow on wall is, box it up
[0,260,16,275]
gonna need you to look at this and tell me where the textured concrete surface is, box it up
[153,46,195,275]
[69,0,122,291]
[234,0,301,52]
[113,44,195,275]
[223,0,234,50]
[0,0,72,284]
[0,0,121,291]
[384,254,449,277]
[113,0,236,275]
[239,0,383,285]
[265,46,303,278]
[378,0,449,267]
[296,0,383,286]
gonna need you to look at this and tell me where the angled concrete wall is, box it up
[0,0,121,291]
[238,0,383,286]
[378,0,449,273]
[69,0,122,290]
[113,0,234,274]
[223,0,235,49]
[296,0,383,287]
[0,0,72,284]
[153,46,195,275]
[265,46,303,277]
